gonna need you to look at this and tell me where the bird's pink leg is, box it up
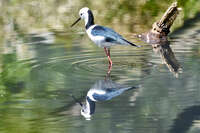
[104,47,109,58]
[107,48,112,66]
[104,47,112,74]
[104,47,113,65]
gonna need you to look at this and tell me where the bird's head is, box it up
[81,104,92,120]
[81,96,96,120]
[79,7,90,20]
[71,7,94,27]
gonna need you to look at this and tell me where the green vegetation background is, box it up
[0,0,200,34]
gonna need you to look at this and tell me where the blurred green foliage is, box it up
[0,0,200,35]
[0,53,30,99]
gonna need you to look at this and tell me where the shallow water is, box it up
[0,17,200,133]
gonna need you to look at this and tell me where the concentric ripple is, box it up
[30,48,148,82]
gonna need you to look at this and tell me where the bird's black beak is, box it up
[77,101,83,107]
[70,94,83,107]
[71,17,81,27]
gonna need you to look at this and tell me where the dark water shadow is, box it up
[169,105,200,133]
[171,12,200,36]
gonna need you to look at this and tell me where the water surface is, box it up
[0,14,200,133]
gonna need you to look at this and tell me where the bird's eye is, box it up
[81,109,84,112]
[80,13,83,16]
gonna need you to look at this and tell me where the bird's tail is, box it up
[126,85,140,91]
[122,38,141,47]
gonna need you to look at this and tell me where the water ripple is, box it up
[29,48,148,81]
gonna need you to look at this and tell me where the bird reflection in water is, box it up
[152,40,182,78]
[72,76,139,120]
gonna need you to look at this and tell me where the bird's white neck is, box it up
[84,13,89,27]
[86,96,95,114]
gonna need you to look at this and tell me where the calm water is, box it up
[0,16,200,133]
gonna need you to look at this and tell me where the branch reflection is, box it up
[152,40,182,78]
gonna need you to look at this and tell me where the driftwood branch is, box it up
[151,2,181,36]
[138,2,182,77]
[139,2,182,44]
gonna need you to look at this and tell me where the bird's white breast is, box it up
[86,25,107,47]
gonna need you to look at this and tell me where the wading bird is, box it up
[71,7,140,73]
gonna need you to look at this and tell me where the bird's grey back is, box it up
[91,25,129,44]
[90,80,137,101]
